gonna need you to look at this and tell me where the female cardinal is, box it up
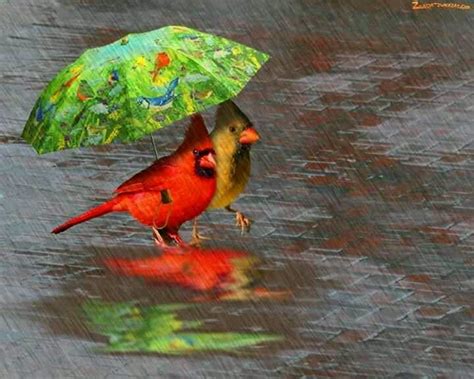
[52,114,216,247]
[192,101,260,244]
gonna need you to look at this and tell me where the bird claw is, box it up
[191,218,211,247]
[190,232,210,247]
[153,227,189,248]
[152,227,168,249]
[235,212,251,234]
[165,231,188,248]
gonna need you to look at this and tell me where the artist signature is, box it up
[412,1,471,9]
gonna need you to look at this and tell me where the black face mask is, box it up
[193,148,216,178]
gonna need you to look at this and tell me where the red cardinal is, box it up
[52,114,216,247]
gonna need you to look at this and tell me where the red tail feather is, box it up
[51,198,120,234]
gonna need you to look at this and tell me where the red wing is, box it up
[115,158,181,194]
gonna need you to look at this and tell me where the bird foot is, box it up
[167,232,189,248]
[152,227,168,249]
[190,218,210,247]
[190,232,210,247]
[235,212,252,234]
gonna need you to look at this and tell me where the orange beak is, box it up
[199,152,216,169]
[239,127,260,145]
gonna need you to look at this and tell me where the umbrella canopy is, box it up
[22,25,269,154]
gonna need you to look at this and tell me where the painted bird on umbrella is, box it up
[150,51,171,83]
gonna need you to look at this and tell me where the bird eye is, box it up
[193,149,199,156]
[229,126,236,133]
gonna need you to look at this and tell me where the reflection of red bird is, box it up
[105,247,291,301]
[52,114,216,247]
[151,52,170,82]
[105,247,254,291]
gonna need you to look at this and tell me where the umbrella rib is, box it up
[150,134,159,160]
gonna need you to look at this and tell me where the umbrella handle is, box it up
[150,134,159,160]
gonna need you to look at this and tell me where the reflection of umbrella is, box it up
[83,300,281,354]
[22,25,269,154]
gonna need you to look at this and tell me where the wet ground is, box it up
[1,0,473,377]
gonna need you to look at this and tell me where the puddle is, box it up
[30,245,307,357]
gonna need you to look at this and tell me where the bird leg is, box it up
[225,205,251,234]
[190,218,210,247]
[166,230,188,248]
[152,227,168,248]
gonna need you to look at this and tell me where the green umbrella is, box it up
[22,25,269,154]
